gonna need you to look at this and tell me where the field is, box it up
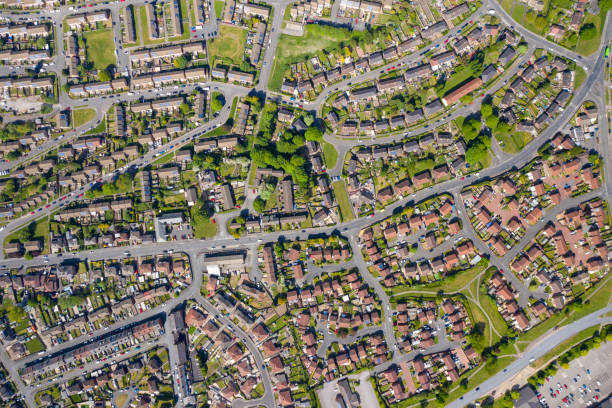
[214,0,224,18]
[208,25,247,66]
[495,130,532,153]
[25,337,45,354]
[331,180,354,222]
[322,141,338,169]
[72,108,96,128]
[269,25,361,91]
[4,218,50,255]
[83,29,117,70]
[191,217,218,238]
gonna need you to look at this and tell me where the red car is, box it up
[212,219,216,224]
[30,211,35,215]
[45,204,50,208]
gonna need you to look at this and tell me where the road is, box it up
[0,0,610,407]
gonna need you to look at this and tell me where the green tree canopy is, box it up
[305,126,323,141]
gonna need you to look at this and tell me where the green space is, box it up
[83,29,117,70]
[208,24,247,66]
[574,65,587,89]
[138,6,166,45]
[25,337,45,354]
[83,115,106,135]
[214,0,224,18]
[393,263,487,294]
[269,24,371,91]
[190,200,218,238]
[169,0,191,41]
[321,141,338,169]
[533,325,601,367]
[72,108,96,128]
[495,130,532,154]
[574,12,605,56]
[4,218,50,255]
[331,180,354,222]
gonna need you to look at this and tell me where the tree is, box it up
[466,141,488,165]
[303,113,314,127]
[480,103,493,118]
[98,69,111,82]
[174,56,188,69]
[485,114,499,130]
[517,42,528,54]
[305,126,322,141]
[211,93,225,113]
[179,103,190,115]
[253,197,265,213]
[579,23,597,40]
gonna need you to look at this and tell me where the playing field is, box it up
[208,24,247,66]
[83,29,117,70]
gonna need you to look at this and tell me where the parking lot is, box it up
[535,340,612,407]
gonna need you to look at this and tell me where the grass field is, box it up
[269,25,359,91]
[410,264,486,293]
[72,108,96,128]
[496,130,532,154]
[331,180,354,222]
[214,0,224,18]
[83,29,116,70]
[25,337,45,354]
[208,24,247,66]
[574,13,605,56]
[4,218,50,255]
[191,217,218,238]
[322,141,338,169]
[574,65,587,89]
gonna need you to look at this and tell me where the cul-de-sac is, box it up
[0,0,610,406]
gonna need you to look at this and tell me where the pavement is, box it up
[0,1,610,408]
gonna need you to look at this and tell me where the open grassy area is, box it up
[322,141,338,169]
[574,65,587,89]
[25,336,45,354]
[331,180,354,222]
[208,24,247,66]
[83,29,116,70]
[495,130,532,154]
[574,12,605,56]
[214,0,224,18]
[191,217,218,238]
[4,218,50,255]
[269,24,362,91]
[476,287,510,340]
[408,264,486,293]
[72,108,96,128]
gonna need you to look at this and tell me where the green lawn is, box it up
[72,108,96,128]
[476,287,510,341]
[214,0,224,18]
[574,12,605,56]
[495,130,532,154]
[269,25,362,91]
[404,264,487,294]
[84,115,106,135]
[574,65,587,89]
[25,337,45,354]
[500,0,514,14]
[4,218,50,255]
[83,29,117,70]
[191,217,218,238]
[331,180,354,222]
[321,141,338,169]
[153,152,175,165]
[208,24,247,66]
[511,3,525,25]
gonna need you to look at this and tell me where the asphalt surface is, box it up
[0,1,611,408]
